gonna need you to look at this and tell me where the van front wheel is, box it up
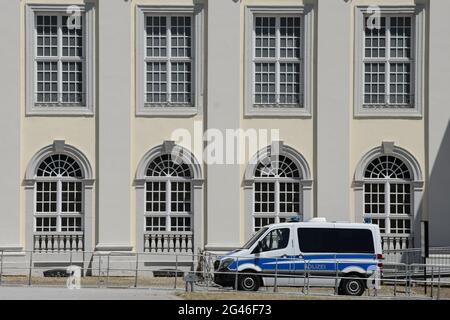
[339,277,365,296]
[237,272,260,291]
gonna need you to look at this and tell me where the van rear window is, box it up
[297,228,375,254]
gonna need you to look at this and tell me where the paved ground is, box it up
[0,277,449,300]
[0,285,446,300]
[0,286,181,300]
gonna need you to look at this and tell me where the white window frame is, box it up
[244,143,313,239]
[135,142,204,253]
[245,5,314,117]
[252,178,303,232]
[144,178,193,232]
[354,5,425,118]
[363,179,413,237]
[34,178,84,234]
[353,144,424,249]
[26,4,95,116]
[136,5,204,116]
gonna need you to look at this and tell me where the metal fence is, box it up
[384,247,450,265]
[0,249,450,300]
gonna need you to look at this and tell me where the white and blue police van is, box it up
[213,218,383,296]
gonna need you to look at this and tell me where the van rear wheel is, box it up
[340,277,365,296]
[237,272,260,291]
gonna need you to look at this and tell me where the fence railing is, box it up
[144,232,193,253]
[33,233,84,252]
[384,246,450,266]
[427,247,450,266]
[1,250,450,299]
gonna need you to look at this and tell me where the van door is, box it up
[252,226,294,286]
[295,227,337,287]
[290,229,306,287]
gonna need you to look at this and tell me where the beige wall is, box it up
[17,0,431,249]
[349,0,426,222]
[238,0,312,244]
[20,0,97,245]
[130,0,205,248]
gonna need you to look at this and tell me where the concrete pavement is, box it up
[0,286,181,300]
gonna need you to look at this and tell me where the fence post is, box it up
[134,253,139,288]
[273,257,278,293]
[393,265,398,297]
[404,264,408,297]
[207,253,212,292]
[106,253,110,287]
[97,254,102,287]
[430,265,434,298]
[0,250,3,286]
[306,261,310,295]
[174,253,178,289]
[406,264,411,297]
[206,254,211,291]
[437,265,441,300]
[28,251,33,286]
[423,257,428,295]
[234,257,239,291]
[334,256,339,296]
[302,259,307,295]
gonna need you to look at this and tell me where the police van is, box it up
[213,218,383,296]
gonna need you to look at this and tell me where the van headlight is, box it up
[220,258,234,270]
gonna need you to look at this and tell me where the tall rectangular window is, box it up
[355,6,425,117]
[363,16,413,107]
[137,5,204,116]
[27,5,94,115]
[35,14,84,105]
[253,16,302,107]
[145,15,192,106]
[245,6,313,117]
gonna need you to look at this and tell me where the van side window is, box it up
[297,228,335,253]
[335,229,374,253]
[258,228,290,252]
[297,228,375,254]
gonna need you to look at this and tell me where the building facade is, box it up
[0,0,450,266]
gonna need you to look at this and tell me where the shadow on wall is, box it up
[428,120,450,247]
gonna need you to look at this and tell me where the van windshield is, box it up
[242,227,269,249]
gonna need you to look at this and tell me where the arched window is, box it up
[355,145,423,251]
[136,142,203,253]
[144,154,193,233]
[252,155,303,231]
[363,155,412,236]
[26,142,93,253]
[34,154,85,248]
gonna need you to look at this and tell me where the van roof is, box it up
[267,221,379,230]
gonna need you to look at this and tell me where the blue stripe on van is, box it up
[303,253,375,259]
[227,254,377,273]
